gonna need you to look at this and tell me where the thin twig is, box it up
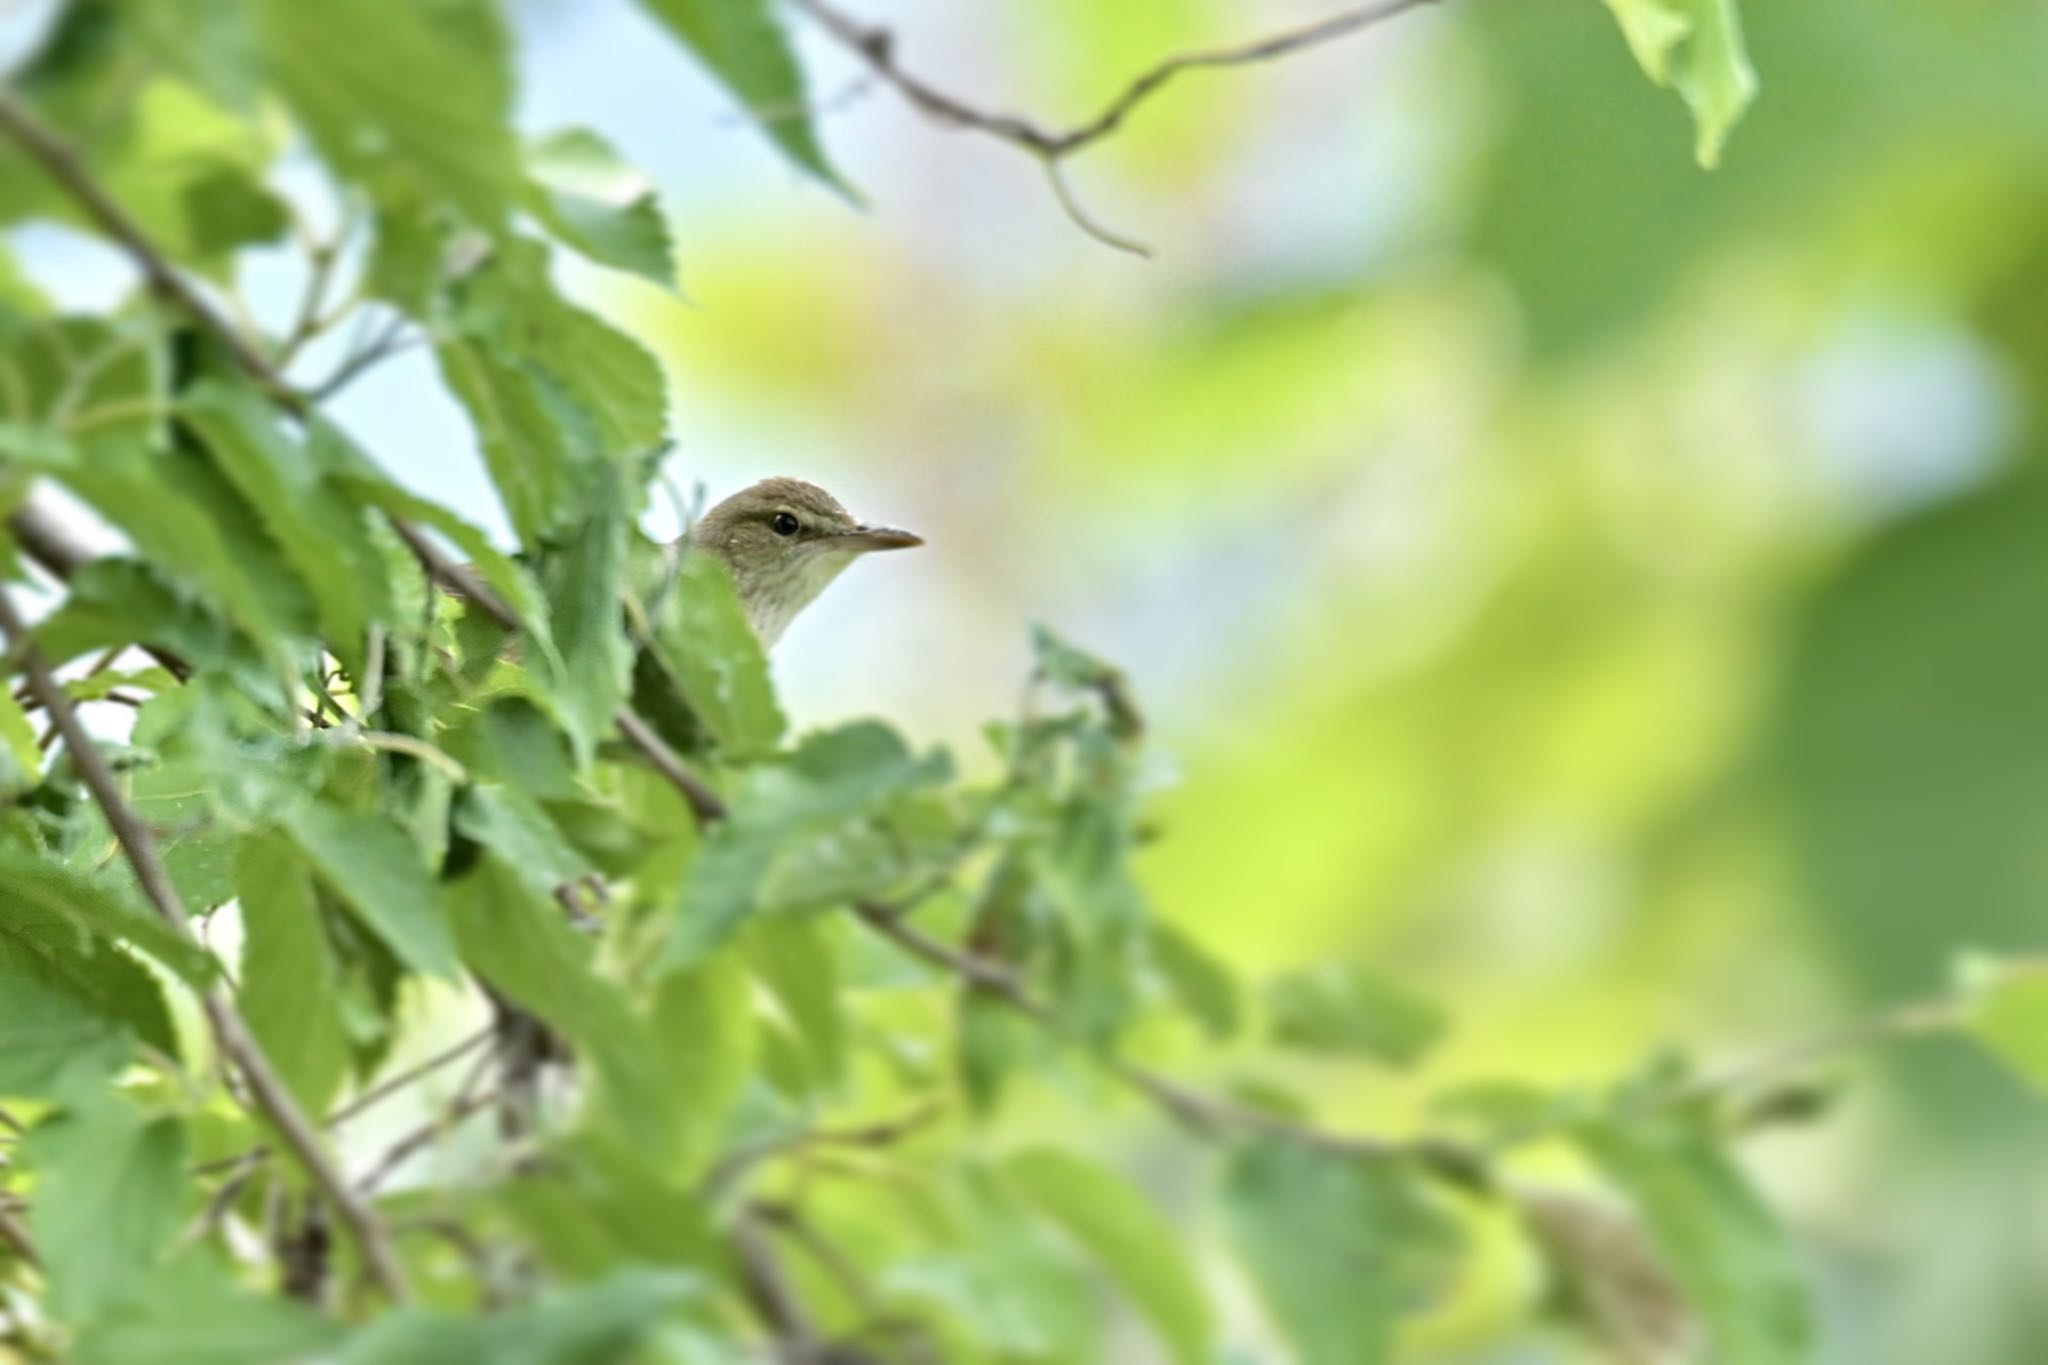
[307,312,422,403]
[353,1088,499,1196]
[0,589,413,1303]
[703,1100,945,1196]
[789,0,1439,252]
[735,1204,825,1363]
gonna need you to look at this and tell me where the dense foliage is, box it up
[0,1,2042,1362]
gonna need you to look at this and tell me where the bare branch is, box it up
[788,0,1440,252]
[0,589,412,1303]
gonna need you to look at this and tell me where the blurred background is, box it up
[11,0,2048,1359]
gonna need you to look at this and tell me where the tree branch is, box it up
[789,0,1440,253]
[0,588,412,1302]
[0,92,302,412]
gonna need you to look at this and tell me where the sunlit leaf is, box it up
[642,550,784,759]
[180,381,392,664]
[252,0,523,226]
[1223,1140,1461,1365]
[70,1251,344,1365]
[1004,1147,1214,1365]
[273,796,459,981]
[1576,1118,1812,1365]
[633,0,846,191]
[234,833,351,1116]
[25,1096,188,1321]
[1265,961,1448,1068]
[341,1269,697,1364]
[0,847,214,987]
[1959,957,2048,1094]
[1601,0,1757,166]
[527,128,677,287]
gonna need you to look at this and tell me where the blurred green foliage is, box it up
[0,0,2043,1362]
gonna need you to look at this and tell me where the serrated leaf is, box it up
[234,834,350,1116]
[527,128,676,287]
[1576,1118,1813,1365]
[273,796,459,980]
[1004,1147,1214,1365]
[1265,961,1448,1068]
[449,857,682,1160]
[0,847,214,987]
[252,0,523,226]
[439,241,668,543]
[643,550,784,758]
[26,1096,188,1321]
[1223,1140,1462,1365]
[0,896,178,1095]
[1601,0,1757,167]
[634,0,846,191]
[326,457,551,631]
[663,722,952,966]
[542,469,633,765]
[180,381,392,663]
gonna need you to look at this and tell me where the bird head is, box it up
[688,476,923,647]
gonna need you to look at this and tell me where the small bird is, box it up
[689,476,923,647]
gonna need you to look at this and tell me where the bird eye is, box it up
[771,511,801,537]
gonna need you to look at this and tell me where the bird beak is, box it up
[837,524,924,552]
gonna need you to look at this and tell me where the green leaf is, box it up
[1959,958,2048,1094]
[633,0,846,191]
[273,796,459,980]
[449,857,682,1160]
[437,240,667,544]
[0,685,40,795]
[643,550,785,758]
[744,915,844,1090]
[526,128,677,287]
[1151,920,1240,1041]
[1265,962,1449,1068]
[26,1096,188,1321]
[0,900,176,1096]
[1223,1140,1461,1365]
[543,470,633,765]
[1601,0,1757,167]
[0,847,215,987]
[234,834,351,1116]
[252,0,523,226]
[435,337,584,547]
[1576,1118,1813,1365]
[70,1250,344,1365]
[1004,1147,1214,1365]
[664,722,952,966]
[327,459,551,631]
[497,1133,724,1278]
[341,1269,697,1365]
[180,381,392,663]
[1,427,311,675]
[647,954,754,1178]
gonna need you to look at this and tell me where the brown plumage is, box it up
[688,477,922,647]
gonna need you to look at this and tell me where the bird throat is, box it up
[737,547,858,648]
